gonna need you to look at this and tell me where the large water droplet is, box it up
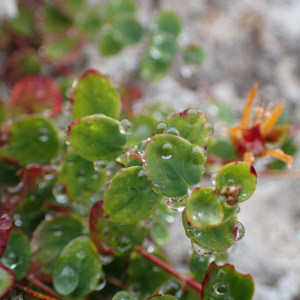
[151,122,168,136]
[233,222,245,241]
[182,108,199,125]
[214,283,227,295]
[164,127,180,136]
[94,160,108,172]
[76,250,86,260]
[200,123,214,139]
[52,182,69,204]
[57,266,79,295]
[137,138,150,161]
[95,274,106,291]
[161,142,173,159]
[165,196,186,212]
[0,212,12,230]
[119,119,133,135]
[99,252,114,265]
[190,145,207,165]
[153,183,162,194]
[211,172,217,186]
[191,240,216,257]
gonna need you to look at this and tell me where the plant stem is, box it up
[136,246,203,293]
[26,274,61,299]
[13,283,59,300]
[124,146,144,163]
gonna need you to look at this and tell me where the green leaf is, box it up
[106,0,136,16]
[8,8,33,37]
[112,291,138,300]
[71,69,120,120]
[67,114,126,162]
[0,100,6,124]
[113,16,143,45]
[164,110,209,148]
[100,32,123,56]
[90,201,147,255]
[127,251,172,298]
[53,236,103,298]
[185,186,224,229]
[148,296,178,300]
[42,4,71,32]
[207,99,236,123]
[104,167,162,223]
[0,264,15,300]
[145,135,204,197]
[76,10,103,36]
[206,137,236,160]
[1,229,31,279]
[0,159,19,186]
[216,162,257,202]
[150,223,170,247]
[2,116,60,165]
[189,251,210,282]
[31,215,88,280]
[183,213,237,252]
[201,262,254,300]
[183,44,206,65]
[151,10,182,37]
[155,279,182,298]
[57,147,107,201]
[46,36,78,60]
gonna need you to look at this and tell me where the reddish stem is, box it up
[44,201,71,213]
[13,283,59,300]
[136,246,202,293]
[124,146,144,163]
[26,274,61,299]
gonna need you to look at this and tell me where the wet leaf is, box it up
[71,69,120,120]
[185,186,224,229]
[127,251,172,298]
[164,110,209,148]
[1,116,60,166]
[0,212,12,257]
[150,223,170,247]
[90,201,147,255]
[148,295,178,300]
[206,137,236,160]
[42,4,71,32]
[100,32,123,56]
[145,135,204,198]
[155,279,182,298]
[8,8,33,37]
[183,44,206,65]
[30,215,88,281]
[9,74,63,117]
[104,167,162,223]
[106,0,136,16]
[216,162,257,202]
[207,99,236,123]
[0,229,31,279]
[183,213,237,252]
[57,147,107,201]
[202,262,254,300]
[189,251,211,282]
[112,291,138,300]
[67,114,126,162]
[53,236,102,298]
[0,264,15,300]
[76,10,103,36]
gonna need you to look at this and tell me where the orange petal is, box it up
[259,149,294,165]
[240,84,258,128]
[261,102,284,136]
[243,152,255,164]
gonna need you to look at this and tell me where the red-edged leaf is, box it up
[9,74,63,117]
[0,212,12,257]
[1,165,53,211]
[0,264,15,300]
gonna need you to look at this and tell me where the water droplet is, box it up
[0,212,12,230]
[191,240,216,257]
[164,127,180,136]
[137,138,150,160]
[190,145,207,165]
[76,250,86,260]
[51,156,61,170]
[54,230,62,236]
[99,252,114,265]
[119,119,133,135]
[165,196,186,212]
[180,64,199,78]
[151,122,168,135]
[7,181,24,193]
[182,108,199,125]
[200,123,214,139]
[233,222,245,241]
[39,135,49,142]
[161,142,173,159]
[153,183,162,194]
[214,283,227,295]
[94,160,108,172]
[57,266,79,295]
[137,168,147,178]
[211,173,217,186]
[52,182,69,204]
[95,274,106,291]
[62,101,72,115]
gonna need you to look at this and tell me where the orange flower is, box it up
[229,84,293,166]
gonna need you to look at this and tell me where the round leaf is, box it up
[216,162,257,202]
[183,213,237,252]
[67,114,127,162]
[106,0,136,16]
[150,223,170,247]
[145,135,204,197]
[100,32,123,56]
[53,236,102,298]
[2,116,60,165]
[185,186,224,230]
[1,229,31,279]
[30,215,88,280]
[113,291,138,300]
[202,262,254,300]
[71,69,120,120]
[0,264,15,300]
[183,44,206,65]
[189,252,210,282]
[164,111,208,148]
[104,167,162,223]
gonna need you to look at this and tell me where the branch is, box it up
[136,246,202,293]
[124,146,144,163]
[13,283,59,300]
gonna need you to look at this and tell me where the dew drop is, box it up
[153,183,162,194]
[0,212,12,230]
[137,138,150,160]
[52,182,69,204]
[161,142,173,159]
[165,196,186,212]
[233,222,245,241]
[57,266,79,295]
[213,283,227,295]
[182,108,199,125]
[119,119,133,135]
[94,160,108,172]
[39,135,49,142]
[190,145,207,165]
[95,274,106,291]
[137,168,147,178]
[211,172,217,186]
[164,127,180,136]
[76,250,86,260]
[99,252,114,265]
[191,240,216,257]
[62,101,72,115]
[200,123,214,139]
[151,121,168,136]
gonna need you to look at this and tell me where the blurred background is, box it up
[0,1,300,299]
